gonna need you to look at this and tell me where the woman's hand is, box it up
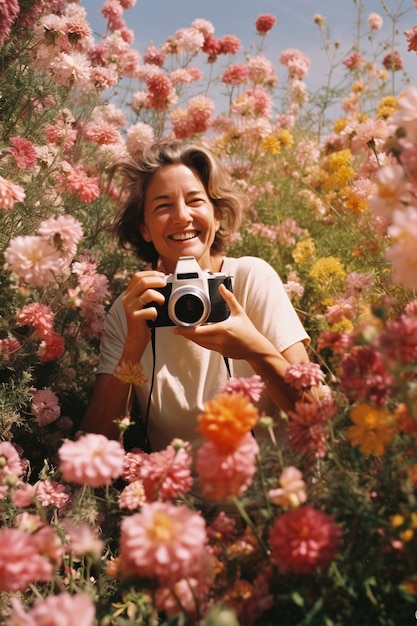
[173,284,271,360]
[121,270,167,359]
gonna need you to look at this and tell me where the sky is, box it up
[81,0,416,116]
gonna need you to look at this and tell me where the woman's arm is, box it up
[174,284,309,414]
[80,270,167,439]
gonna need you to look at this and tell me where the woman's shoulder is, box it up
[222,255,276,277]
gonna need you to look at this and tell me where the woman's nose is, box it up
[172,200,191,223]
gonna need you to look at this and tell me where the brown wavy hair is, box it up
[110,139,243,268]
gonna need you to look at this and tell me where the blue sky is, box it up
[81,0,416,112]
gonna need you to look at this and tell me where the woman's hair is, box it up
[110,139,243,267]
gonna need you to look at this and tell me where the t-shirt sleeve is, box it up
[96,295,127,375]
[230,256,310,353]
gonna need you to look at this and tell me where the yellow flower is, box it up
[114,361,147,386]
[277,128,294,148]
[376,96,398,120]
[292,238,316,264]
[333,117,347,133]
[197,393,259,452]
[331,318,354,333]
[352,80,365,93]
[309,256,346,287]
[344,188,369,214]
[260,136,281,155]
[347,403,397,456]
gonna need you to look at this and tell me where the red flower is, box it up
[255,14,276,35]
[269,505,340,573]
[382,51,403,71]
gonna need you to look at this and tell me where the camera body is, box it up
[147,256,233,328]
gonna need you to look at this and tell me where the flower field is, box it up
[1,1,417,624]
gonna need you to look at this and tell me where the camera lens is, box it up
[168,285,210,326]
[174,294,205,325]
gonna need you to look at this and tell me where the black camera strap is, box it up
[142,328,231,453]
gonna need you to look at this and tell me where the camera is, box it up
[147,256,233,328]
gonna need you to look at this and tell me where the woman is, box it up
[81,139,310,453]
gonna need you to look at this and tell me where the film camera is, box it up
[147,256,233,327]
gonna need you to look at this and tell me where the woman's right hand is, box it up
[121,270,167,359]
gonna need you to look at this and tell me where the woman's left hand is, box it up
[173,284,273,360]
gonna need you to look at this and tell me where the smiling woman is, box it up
[80,139,311,482]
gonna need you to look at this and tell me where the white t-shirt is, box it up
[97,256,309,452]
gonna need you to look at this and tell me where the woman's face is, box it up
[140,164,221,273]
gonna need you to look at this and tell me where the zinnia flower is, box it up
[0,528,53,591]
[220,374,264,403]
[11,591,96,626]
[30,389,61,426]
[114,360,147,385]
[119,501,207,585]
[7,135,38,169]
[255,14,276,35]
[58,433,125,487]
[284,362,326,390]
[347,403,397,456]
[269,505,340,573]
[196,392,260,452]
[139,441,193,501]
[196,432,259,501]
[269,466,307,508]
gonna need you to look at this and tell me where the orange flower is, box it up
[114,360,147,386]
[196,393,259,452]
[347,403,397,456]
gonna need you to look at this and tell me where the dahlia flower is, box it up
[119,501,207,585]
[58,433,125,487]
[269,505,340,573]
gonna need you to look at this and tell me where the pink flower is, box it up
[12,591,96,626]
[18,303,54,337]
[287,395,336,458]
[12,482,36,507]
[144,44,166,66]
[221,374,265,403]
[0,174,25,209]
[38,214,83,261]
[368,12,383,30]
[49,51,92,86]
[58,433,125,487]
[0,528,53,591]
[0,337,21,362]
[255,14,276,35]
[284,362,326,390]
[125,121,155,156]
[350,118,389,154]
[406,26,417,53]
[62,518,104,557]
[39,330,65,362]
[340,346,393,405]
[34,480,70,508]
[269,505,340,573]
[139,441,193,501]
[279,48,310,79]
[119,501,207,585]
[386,207,417,289]
[4,235,62,287]
[0,441,24,482]
[0,0,19,47]
[119,480,146,510]
[196,432,259,501]
[64,167,100,203]
[220,34,241,55]
[221,63,250,86]
[31,389,61,426]
[343,52,365,70]
[7,136,38,169]
[269,466,307,508]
